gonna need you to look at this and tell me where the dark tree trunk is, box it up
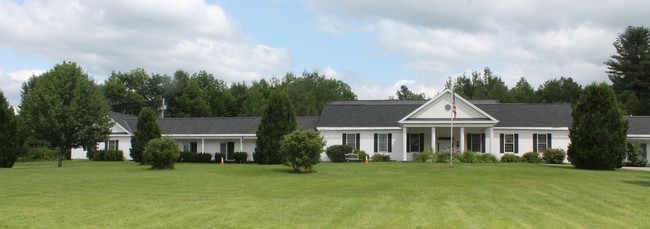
[58,147,64,167]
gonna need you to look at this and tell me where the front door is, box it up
[220,142,235,161]
[438,140,451,153]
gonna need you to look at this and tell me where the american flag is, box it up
[451,90,456,119]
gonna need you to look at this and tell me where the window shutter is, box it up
[533,134,538,152]
[356,133,360,150]
[499,134,504,153]
[419,133,425,152]
[342,134,346,145]
[374,134,378,153]
[466,133,471,151]
[116,140,119,151]
[388,133,392,152]
[514,134,519,154]
[481,133,486,153]
[547,133,552,149]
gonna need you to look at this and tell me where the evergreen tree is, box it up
[568,83,627,170]
[130,107,162,163]
[605,26,650,115]
[0,91,19,168]
[254,90,297,164]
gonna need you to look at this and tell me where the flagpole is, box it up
[450,87,454,167]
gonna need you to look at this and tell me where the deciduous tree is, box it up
[280,129,325,173]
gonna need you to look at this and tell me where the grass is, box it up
[1,161,650,228]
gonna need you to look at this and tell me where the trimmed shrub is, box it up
[354,149,368,162]
[179,152,212,163]
[371,153,391,162]
[523,152,543,163]
[542,148,566,164]
[433,152,461,164]
[90,150,124,161]
[17,146,58,162]
[143,138,180,170]
[233,152,249,163]
[625,140,648,167]
[279,129,325,173]
[477,153,499,163]
[326,145,353,162]
[214,152,225,163]
[500,153,522,163]
[460,151,480,163]
[414,151,433,163]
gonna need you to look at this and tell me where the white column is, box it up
[240,136,244,152]
[402,127,408,161]
[459,127,465,152]
[488,127,494,154]
[201,138,205,153]
[431,127,436,152]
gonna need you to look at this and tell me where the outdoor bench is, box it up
[344,153,360,162]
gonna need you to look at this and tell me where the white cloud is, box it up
[0,0,291,82]
[0,68,45,107]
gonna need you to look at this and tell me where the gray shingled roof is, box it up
[627,116,650,135]
[109,112,319,135]
[475,103,572,128]
[317,100,425,127]
[317,100,573,128]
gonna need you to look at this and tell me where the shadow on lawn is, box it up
[622,180,650,187]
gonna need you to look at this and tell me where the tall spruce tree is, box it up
[254,90,297,164]
[0,91,19,168]
[130,107,162,163]
[568,83,627,170]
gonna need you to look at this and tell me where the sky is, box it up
[1,0,648,107]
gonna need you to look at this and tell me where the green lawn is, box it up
[1,161,649,228]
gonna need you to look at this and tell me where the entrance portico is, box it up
[398,89,499,161]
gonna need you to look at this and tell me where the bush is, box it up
[413,151,433,163]
[17,146,58,162]
[233,152,248,163]
[522,152,543,163]
[460,151,480,163]
[625,140,648,167]
[500,153,522,163]
[542,148,566,164]
[90,150,124,161]
[371,153,391,162]
[214,152,225,163]
[432,152,461,164]
[354,149,368,162]
[279,130,325,173]
[326,145,353,162]
[143,138,180,169]
[179,152,212,163]
[477,153,499,163]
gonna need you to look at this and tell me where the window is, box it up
[220,142,235,160]
[408,133,424,152]
[106,140,118,151]
[500,133,518,153]
[467,134,485,153]
[183,141,198,153]
[533,133,552,153]
[374,133,392,152]
[641,143,647,159]
[342,133,360,149]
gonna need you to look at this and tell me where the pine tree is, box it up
[0,91,18,168]
[130,107,162,163]
[254,90,297,164]
[568,83,627,170]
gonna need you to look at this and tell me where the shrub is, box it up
[354,149,368,162]
[179,152,212,163]
[279,130,325,173]
[233,152,249,163]
[542,148,566,164]
[433,152,461,164]
[500,153,522,163]
[371,153,391,162]
[213,152,225,163]
[460,151,480,163]
[143,138,180,169]
[326,145,353,162]
[625,140,648,167]
[414,151,433,163]
[477,153,499,163]
[522,152,543,163]
[17,146,58,162]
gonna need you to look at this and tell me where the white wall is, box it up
[489,129,570,162]
[319,129,405,161]
[71,136,132,160]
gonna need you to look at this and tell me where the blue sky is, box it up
[1,0,649,107]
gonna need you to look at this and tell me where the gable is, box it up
[399,89,498,124]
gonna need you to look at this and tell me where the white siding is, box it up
[490,129,570,162]
[319,129,404,161]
